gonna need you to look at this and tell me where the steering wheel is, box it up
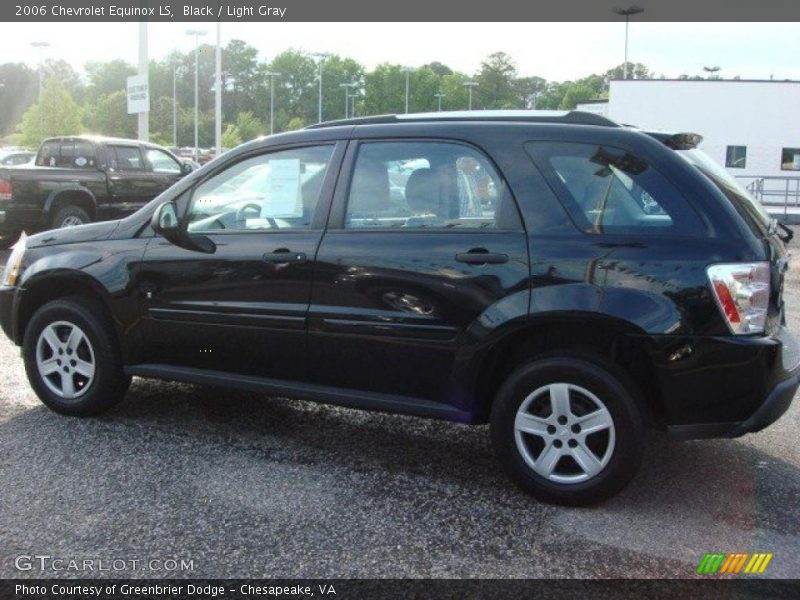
[236,203,262,224]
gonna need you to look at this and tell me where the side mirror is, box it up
[151,201,215,254]
[181,160,195,175]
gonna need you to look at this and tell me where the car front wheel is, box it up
[490,356,643,506]
[23,297,130,416]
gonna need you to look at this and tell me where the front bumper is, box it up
[0,284,17,344]
[665,326,800,439]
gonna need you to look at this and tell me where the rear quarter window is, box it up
[525,141,705,236]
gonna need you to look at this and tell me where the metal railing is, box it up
[739,176,800,214]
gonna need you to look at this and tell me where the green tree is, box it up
[0,63,38,136]
[285,117,305,131]
[221,123,242,148]
[17,78,82,146]
[558,83,597,109]
[84,90,136,138]
[476,52,519,109]
[234,111,263,141]
[85,59,136,102]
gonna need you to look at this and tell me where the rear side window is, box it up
[344,141,520,230]
[111,146,144,170]
[526,142,704,236]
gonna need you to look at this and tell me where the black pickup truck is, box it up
[0,136,193,241]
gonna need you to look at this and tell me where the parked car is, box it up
[0,135,193,238]
[0,150,35,167]
[1,111,796,505]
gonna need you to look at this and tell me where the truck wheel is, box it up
[23,297,130,416]
[52,205,91,229]
[490,356,644,506]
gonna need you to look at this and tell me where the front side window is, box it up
[146,148,182,174]
[526,142,704,236]
[344,141,520,230]
[186,145,333,233]
[781,148,800,171]
[111,146,143,170]
[725,145,747,169]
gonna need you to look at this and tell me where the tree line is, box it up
[0,40,660,149]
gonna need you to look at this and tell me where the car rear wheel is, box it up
[23,297,130,416]
[52,205,91,229]
[490,356,643,506]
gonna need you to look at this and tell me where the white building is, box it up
[578,80,800,184]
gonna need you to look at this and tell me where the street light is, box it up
[30,41,50,99]
[463,81,479,110]
[172,62,178,147]
[264,72,281,135]
[340,82,357,118]
[613,6,645,80]
[186,29,207,161]
[312,52,330,123]
[402,67,414,113]
[434,93,446,111]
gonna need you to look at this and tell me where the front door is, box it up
[136,142,344,380]
[308,140,530,407]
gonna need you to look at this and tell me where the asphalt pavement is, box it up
[0,246,799,579]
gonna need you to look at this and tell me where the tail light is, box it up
[707,262,770,334]
[0,178,11,201]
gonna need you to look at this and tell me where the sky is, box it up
[0,21,798,82]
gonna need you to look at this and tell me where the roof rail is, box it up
[306,110,619,130]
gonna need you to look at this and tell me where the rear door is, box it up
[307,139,530,407]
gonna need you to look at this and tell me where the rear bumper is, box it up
[664,326,799,439]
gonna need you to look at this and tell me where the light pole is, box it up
[434,93,446,111]
[30,41,50,99]
[703,66,722,79]
[463,81,479,110]
[186,29,207,161]
[172,62,177,147]
[402,67,413,113]
[312,52,330,123]
[613,6,644,80]
[265,72,281,135]
[214,22,222,156]
[340,82,357,118]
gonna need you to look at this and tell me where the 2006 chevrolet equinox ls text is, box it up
[1,111,797,505]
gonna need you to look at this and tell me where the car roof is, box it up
[307,110,619,130]
[40,135,167,150]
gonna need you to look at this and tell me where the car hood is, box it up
[26,220,121,248]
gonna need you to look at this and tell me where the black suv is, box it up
[1,111,796,505]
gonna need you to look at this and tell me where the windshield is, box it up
[678,148,771,235]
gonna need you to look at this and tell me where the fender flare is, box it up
[43,186,98,222]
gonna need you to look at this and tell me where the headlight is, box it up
[1,232,26,287]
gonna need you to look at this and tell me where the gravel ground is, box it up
[0,243,799,580]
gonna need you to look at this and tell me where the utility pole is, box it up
[340,82,357,118]
[403,67,413,113]
[434,93,446,111]
[172,63,177,146]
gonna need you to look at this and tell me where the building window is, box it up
[725,146,747,169]
[781,148,800,171]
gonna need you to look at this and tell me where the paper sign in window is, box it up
[262,159,302,218]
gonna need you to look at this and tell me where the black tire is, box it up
[22,297,130,416]
[51,205,91,229]
[490,355,644,506]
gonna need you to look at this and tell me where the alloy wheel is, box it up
[35,321,96,400]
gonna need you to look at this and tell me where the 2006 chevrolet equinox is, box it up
[1,111,797,505]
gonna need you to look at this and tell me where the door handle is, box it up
[262,249,307,264]
[455,249,509,265]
